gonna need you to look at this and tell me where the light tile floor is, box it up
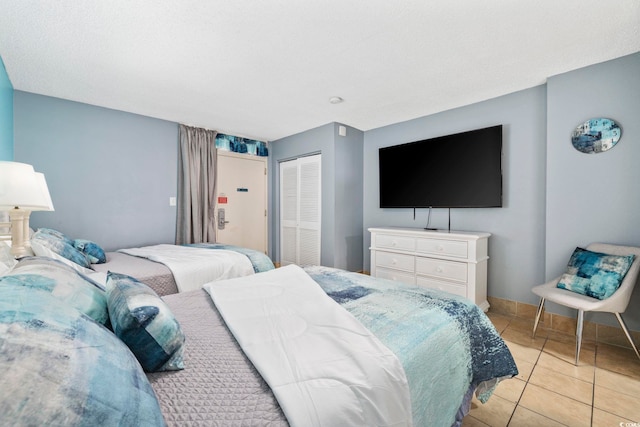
[463,312,640,427]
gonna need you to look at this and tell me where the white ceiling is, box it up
[1,1,639,142]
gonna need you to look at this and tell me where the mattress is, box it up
[92,252,179,296]
[147,289,288,426]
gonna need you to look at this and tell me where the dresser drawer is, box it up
[416,257,467,283]
[369,227,489,309]
[375,267,415,285]
[375,251,414,271]
[416,238,467,258]
[416,276,467,298]
[375,234,415,252]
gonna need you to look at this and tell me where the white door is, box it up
[216,151,267,253]
[279,154,321,266]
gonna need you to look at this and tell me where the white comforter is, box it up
[119,244,254,292]
[203,265,413,427]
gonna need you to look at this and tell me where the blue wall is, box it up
[362,52,640,330]
[0,56,13,160]
[269,123,364,271]
[363,86,548,304]
[545,52,640,328]
[14,91,178,251]
[12,51,640,330]
[334,124,364,271]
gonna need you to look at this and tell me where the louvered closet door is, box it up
[280,159,299,266]
[279,154,321,266]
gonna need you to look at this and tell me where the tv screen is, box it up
[379,125,502,208]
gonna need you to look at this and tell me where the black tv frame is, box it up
[378,125,503,209]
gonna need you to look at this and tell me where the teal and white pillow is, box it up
[31,228,92,269]
[557,247,635,300]
[2,256,108,324]
[74,239,107,264]
[0,282,165,426]
[35,227,75,246]
[107,272,185,372]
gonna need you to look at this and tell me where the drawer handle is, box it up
[391,241,397,247]
[436,266,444,273]
[437,245,444,252]
[392,258,397,265]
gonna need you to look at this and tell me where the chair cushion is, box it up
[557,247,635,300]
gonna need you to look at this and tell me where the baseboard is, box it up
[488,296,640,349]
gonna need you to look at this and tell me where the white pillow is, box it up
[31,239,95,275]
[0,241,17,274]
[87,271,108,288]
[0,258,10,275]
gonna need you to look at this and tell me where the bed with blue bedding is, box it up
[29,227,275,296]
[1,250,516,426]
[305,265,518,426]
[149,265,517,427]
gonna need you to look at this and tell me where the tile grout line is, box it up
[503,317,589,426]
[505,332,554,426]
[509,314,638,425]
[590,344,597,427]
[475,314,640,426]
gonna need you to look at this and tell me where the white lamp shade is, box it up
[34,172,54,211]
[0,161,54,211]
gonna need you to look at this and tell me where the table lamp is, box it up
[0,161,55,257]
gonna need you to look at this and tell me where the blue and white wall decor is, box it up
[571,118,621,154]
[215,134,268,156]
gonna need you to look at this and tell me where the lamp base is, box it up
[8,208,33,258]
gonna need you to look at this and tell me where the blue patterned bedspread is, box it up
[304,266,518,427]
[186,243,275,273]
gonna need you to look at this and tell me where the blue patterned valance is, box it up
[215,134,268,157]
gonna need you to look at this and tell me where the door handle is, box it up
[218,208,229,230]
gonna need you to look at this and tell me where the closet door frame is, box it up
[279,154,321,266]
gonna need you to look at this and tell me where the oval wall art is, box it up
[571,118,622,154]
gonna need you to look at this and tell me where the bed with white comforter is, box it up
[0,251,516,427]
[92,243,275,295]
[148,265,518,427]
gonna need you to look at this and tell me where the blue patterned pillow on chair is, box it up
[107,272,185,372]
[557,247,635,300]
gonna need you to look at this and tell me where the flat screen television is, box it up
[379,125,503,208]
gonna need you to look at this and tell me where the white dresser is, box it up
[369,227,490,311]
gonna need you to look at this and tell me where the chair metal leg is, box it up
[575,309,584,366]
[614,313,640,361]
[532,298,545,338]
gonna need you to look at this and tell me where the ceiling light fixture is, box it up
[329,96,344,104]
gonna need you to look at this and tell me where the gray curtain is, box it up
[176,124,218,244]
